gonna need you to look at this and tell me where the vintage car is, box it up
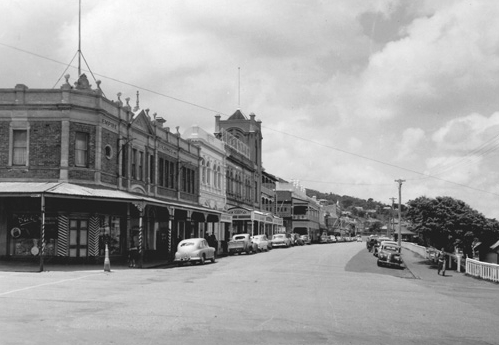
[320,233,329,244]
[228,233,258,255]
[290,233,304,246]
[174,238,216,266]
[328,235,337,243]
[300,234,312,245]
[377,242,403,268]
[372,237,393,257]
[271,233,292,248]
[252,234,271,252]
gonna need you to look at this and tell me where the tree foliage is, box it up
[405,196,499,255]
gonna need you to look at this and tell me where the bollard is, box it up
[104,244,111,272]
[456,254,462,273]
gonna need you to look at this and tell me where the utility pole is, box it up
[389,197,396,237]
[395,179,405,246]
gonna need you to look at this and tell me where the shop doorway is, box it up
[69,219,88,257]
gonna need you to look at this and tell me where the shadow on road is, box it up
[345,247,415,279]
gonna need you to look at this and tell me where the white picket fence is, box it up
[466,258,499,283]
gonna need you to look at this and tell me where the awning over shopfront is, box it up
[0,182,221,220]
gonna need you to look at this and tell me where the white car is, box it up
[174,238,216,266]
[252,234,271,252]
[271,234,292,248]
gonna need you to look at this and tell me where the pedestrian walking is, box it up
[128,239,138,268]
[437,248,446,276]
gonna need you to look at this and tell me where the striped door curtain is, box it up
[88,216,99,257]
[57,214,69,256]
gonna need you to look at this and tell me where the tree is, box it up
[405,196,499,254]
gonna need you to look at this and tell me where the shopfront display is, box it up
[9,213,57,257]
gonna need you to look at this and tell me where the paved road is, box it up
[0,242,497,345]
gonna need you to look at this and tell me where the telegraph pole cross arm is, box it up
[394,179,406,246]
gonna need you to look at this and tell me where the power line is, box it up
[2,41,499,197]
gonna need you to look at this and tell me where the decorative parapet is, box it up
[219,128,250,159]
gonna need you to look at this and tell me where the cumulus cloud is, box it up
[396,128,425,161]
[0,0,499,217]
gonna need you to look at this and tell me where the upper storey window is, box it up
[12,130,28,166]
[75,132,89,167]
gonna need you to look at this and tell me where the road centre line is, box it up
[0,272,103,297]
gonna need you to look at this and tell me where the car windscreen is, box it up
[383,246,400,252]
[234,236,246,240]
[180,242,195,247]
[273,235,284,238]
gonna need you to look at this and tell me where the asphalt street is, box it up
[0,242,497,345]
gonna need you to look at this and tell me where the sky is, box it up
[1,0,499,219]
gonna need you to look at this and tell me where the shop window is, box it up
[75,132,89,167]
[12,129,28,166]
[9,213,57,256]
[99,216,122,255]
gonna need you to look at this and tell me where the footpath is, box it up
[0,257,174,273]
[402,248,486,285]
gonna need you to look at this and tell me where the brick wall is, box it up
[101,128,119,183]
[30,121,61,167]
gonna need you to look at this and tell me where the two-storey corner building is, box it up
[183,125,231,252]
[275,180,321,242]
[0,75,220,266]
[214,109,280,236]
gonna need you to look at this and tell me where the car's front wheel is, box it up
[200,255,206,265]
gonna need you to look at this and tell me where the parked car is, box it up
[373,238,396,257]
[271,233,292,248]
[377,242,403,268]
[291,233,304,246]
[320,233,329,244]
[356,235,362,242]
[228,234,258,255]
[328,235,337,243]
[300,235,312,245]
[174,238,216,266]
[252,234,271,252]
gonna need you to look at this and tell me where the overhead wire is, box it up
[2,41,499,197]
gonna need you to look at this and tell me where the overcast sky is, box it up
[2,0,499,219]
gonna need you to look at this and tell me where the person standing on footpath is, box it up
[437,248,446,276]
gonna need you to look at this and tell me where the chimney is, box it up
[156,117,166,128]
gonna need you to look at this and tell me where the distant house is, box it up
[476,240,499,264]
